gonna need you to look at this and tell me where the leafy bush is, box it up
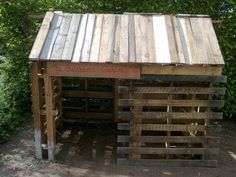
[0,0,235,142]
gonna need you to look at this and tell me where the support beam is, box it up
[44,65,56,161]
[31,62,43,159]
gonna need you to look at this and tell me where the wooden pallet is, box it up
[62,78,114,122]
[117,78,225,167]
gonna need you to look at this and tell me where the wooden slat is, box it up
[64,111,112,120]
[61,14,81,60]
[29,12,54,60]
[118,112,223,120]
[185,18,199,64]
[117,147,219,155]
[172,16,185,63]
[134,15,142,63]
[128,15,136,62]
[147,16,156,63]
[142,65,223,76]
[178,17,191,64]
[40,12,63,59]
[51,13,72,60]
[118,123,220,132]
[81,14,96,62]
[113,16,121,62]
[117,135,220,143]
[72,14,88,62]
[119,15,129,62]
[165,15,178,63]
[98,15,114,62]
[153,15,171,64]
[118,99,224,107]
[63,90,113,98]
[106,15,117,63]
[89,14,103,62]
[141,74,227,83]
[117,159,217,167]
[118,86,226,95]
[139,15,149,63]
[204,18,224,65]
[197,18,214,64]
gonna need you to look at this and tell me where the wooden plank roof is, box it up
[29,11,224,65]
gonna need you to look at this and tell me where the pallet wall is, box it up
[31,62,63,159]
[62,78,114,123]
[117,76,225,167]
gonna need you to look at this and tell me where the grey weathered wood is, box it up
[117,159,217,167]
[118,99,224,107]
[204,18,224,65]
[61,14,81,60]
[141,75,227,83]
[98,15,115,62]
[72,14,88,62]
[51,13,72,60]
[128,15,136,62]
[108,15,118,62]
[165,15,178,63]
[118,112,223,120]
[118,123,221,132]
[117,147,219,155]
[117,135,220,143]
[113,15,121,62]
[89,14,103,62]
[40,12,63,59]
[118,86,226,95]
[119,15,129,62]
[178,17,191,64]
[189,17,207,64]
[81,14,96,62]
[29,12,54,60]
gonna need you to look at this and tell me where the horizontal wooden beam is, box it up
[142,65,222,75]
[118,112,223,120]
[64,111,113,120]
[46,62,141,79]
[141,75,227,83]
[117,159,218,167]
[118,123,220,132]
[118,86,226,95]
[117,147,219,155]
[118,99,224,107]
[63,90,113,98]
[117,135,220,143]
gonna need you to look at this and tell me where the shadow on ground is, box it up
[0,120,236,177]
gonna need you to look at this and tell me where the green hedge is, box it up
[0,0,235,142]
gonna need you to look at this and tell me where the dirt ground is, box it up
[1,120,236,177]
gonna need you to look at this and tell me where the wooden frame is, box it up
[31,61,225,166]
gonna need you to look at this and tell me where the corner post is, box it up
[31,61,43,159]
[44,63,56,161]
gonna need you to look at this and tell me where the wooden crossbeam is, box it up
[118,99,224,107]
[118,112,223,120]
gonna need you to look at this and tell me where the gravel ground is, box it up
[0,120,236,177]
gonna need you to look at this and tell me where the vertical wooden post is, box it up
[166,82,173,159]
[129,81,142,159]
[44,63,56,161]
[57,77,63,127]
[114,79,119,123]
[31,62,43,159]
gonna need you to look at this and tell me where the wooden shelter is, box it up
[29,11,226,167]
